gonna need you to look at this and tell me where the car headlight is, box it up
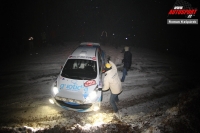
[53,87,59,95]
[86,86,98,102]
[88,90,97,100]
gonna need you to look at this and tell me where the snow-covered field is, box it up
[0,42,199,133]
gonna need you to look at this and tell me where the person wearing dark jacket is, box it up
[121,46,132,82]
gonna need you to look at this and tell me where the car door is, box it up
[98,50,105,88]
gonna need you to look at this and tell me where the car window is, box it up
[61,59,97,80]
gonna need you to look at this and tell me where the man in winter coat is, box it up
[121,46,132,82]
[101,60,122,119]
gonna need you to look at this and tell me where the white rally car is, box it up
[49,42,105,112]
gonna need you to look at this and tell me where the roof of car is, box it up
[79,42,100,47]
[69,46,97,60]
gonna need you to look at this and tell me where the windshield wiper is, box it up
[68,76,83,80]
[70,76,93,80]
[79,77,93,80]
[61,73,69,78]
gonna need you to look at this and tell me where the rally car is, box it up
[49,42,105,112]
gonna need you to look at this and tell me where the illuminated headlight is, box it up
[53,87,59,95]
[88,91,97,101]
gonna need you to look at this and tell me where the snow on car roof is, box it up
[71,46,97,59]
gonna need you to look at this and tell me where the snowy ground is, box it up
[0,42,199,133]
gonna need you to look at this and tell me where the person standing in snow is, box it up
[100,59,122,119]
[28,36,34,55]
[121,46,132,82]
[100,30,107,45]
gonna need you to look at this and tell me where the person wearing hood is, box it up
[100,60,122,119]
[121,46,132,82]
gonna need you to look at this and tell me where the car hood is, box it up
[56,75,97,101]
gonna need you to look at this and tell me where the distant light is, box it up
[125,38,128,40]
[113,33,115,35]
[96,7,98,8]
[28,37,34,40]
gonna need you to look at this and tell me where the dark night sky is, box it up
[1,0,199,58]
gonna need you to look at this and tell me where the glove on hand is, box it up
[98,88,102,91]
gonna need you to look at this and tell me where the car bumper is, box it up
[49,98,101,112]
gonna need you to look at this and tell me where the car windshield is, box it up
[61,59,97,79]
